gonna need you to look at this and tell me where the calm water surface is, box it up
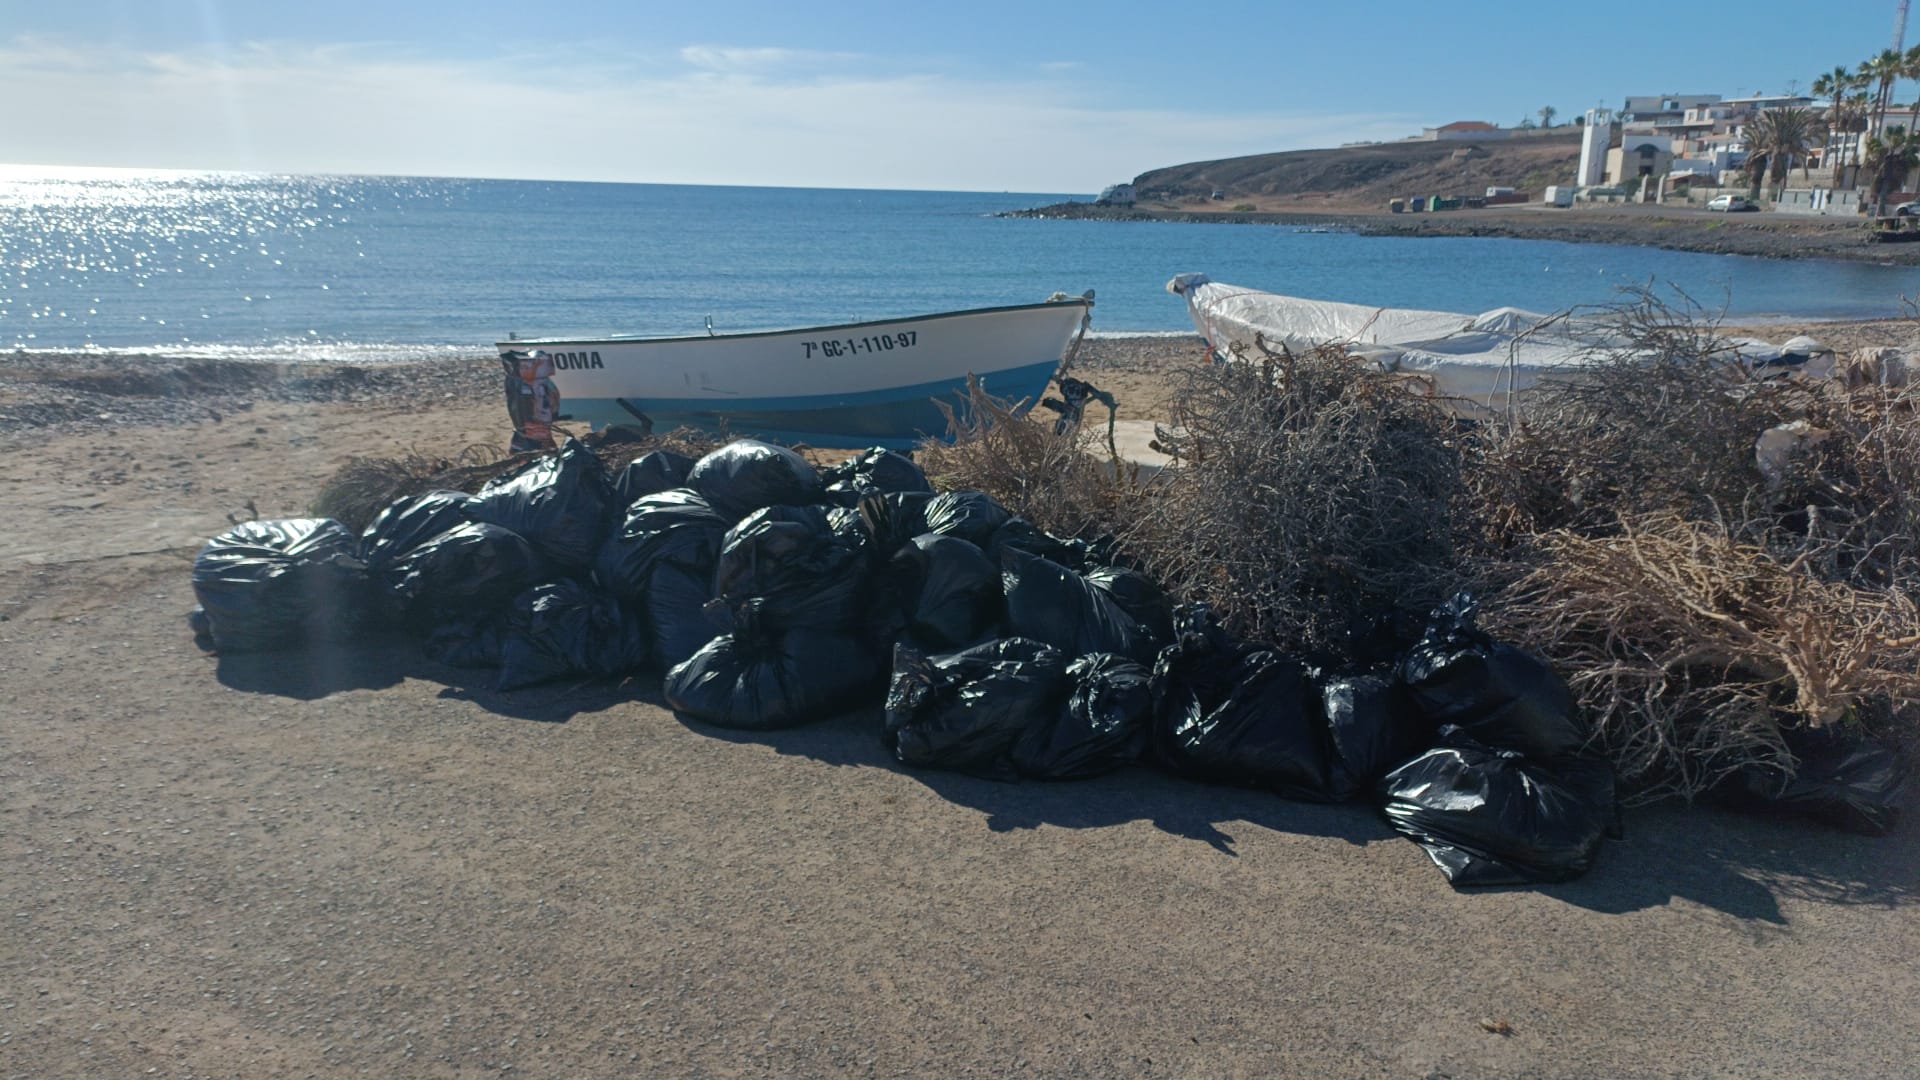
[4,168,1914,361]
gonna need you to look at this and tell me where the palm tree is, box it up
[1538,105,1557,129]
[1745,107,1825,198]
[1843,85,1874,181]
[1864,49,1904,134]
[1814,67,1851,181]
[1864,124,1920,214]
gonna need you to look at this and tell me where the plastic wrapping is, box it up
[711,505,869,633]
[1379,729,1618,887]
[988,517,1108,572]
[686,439,823,520]
[358,490,475,573]
[821,447,931,505]
[885,638,1071,776]
[1011,653,1152,780]
[852,491,938,560]
[593,489,731,669]
[922,490,1015,548]
[1001,546,1159,663]
[611,450,695,509]
[1725,728,1908,836]
[382,522,547,627]
[594,490,729,601]
[886,533,1003,650]
[1084,565,1174,646]
[1400,593,1585,760]
[496,580,650,691]
[1151,638,1330,798]
[664,602,881,729]
[191,518,370,653]
[1319,671,1427,802]
[421,616,505,670]
[465,440,614,573]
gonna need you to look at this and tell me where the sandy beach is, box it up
[3,335,1918,1077]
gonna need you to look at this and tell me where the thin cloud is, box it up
[0,35,1417,191]
[678,45,863,77]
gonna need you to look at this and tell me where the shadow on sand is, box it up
[218,642,1918,922]
[212,632,630,724]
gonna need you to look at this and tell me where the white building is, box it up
[1578,108,1614,187]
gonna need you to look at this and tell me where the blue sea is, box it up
[5,167,1917,362]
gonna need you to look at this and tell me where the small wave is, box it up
[7,339,493,365]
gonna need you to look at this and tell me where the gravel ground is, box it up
[1,341,1917,1076]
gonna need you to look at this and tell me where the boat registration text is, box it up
[802,331,918,359]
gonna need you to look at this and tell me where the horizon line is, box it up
[0,162,1095,198]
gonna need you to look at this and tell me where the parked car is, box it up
[1895,201,1920,217]
[1706,194,1751,212]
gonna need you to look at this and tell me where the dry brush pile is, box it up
[1463,302,1920,798]
[1117,339,1465,662]
[929,302,1920,801]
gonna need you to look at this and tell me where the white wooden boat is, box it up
[498,294,1093,448]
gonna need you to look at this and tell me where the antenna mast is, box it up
[1898,0,1911,52]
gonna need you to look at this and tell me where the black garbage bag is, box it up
[1011,653,1152,780]
[382,521,547,627]
[1400,593,1585,761]
[922,490,1014,548]
[611,450,695,509]
[1146,605,1331,797]
[686,439,823,520]
[422,615,505,670]
[711,505,870,633]
[191,518,370,653]
[358,490,475,573]
[822,447,931,506]
[465,440,613,573]
[1001,546,1158,664]
[1379,728,1619,887]
[664,601,882,730]
[886,533,1003,650]
[885,638,1071,777]
[987,517,1113,572]
[1150,631,1331,799]
[496,580,650,691]
[594,489,730,601]
[1319,671,1427,802]
[1722,727,1909,836]
[852,491,938,560]
[1084,565,1174,645]
[650,562,722,671]
[592,489,731,669]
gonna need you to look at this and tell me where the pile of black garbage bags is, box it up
[190,438,1908,888]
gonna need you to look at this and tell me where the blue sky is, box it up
[0,1,1903,190]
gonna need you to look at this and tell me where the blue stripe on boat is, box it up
[556,360,1060,449]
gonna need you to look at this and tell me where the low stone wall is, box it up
[1776,188,1862,216]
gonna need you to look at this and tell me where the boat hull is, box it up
[499,299,1089,449]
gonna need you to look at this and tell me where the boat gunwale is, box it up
[494,297,1092,350]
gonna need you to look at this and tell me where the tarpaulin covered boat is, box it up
[1167,274,1834,406]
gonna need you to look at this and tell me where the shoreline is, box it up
[6,320,1915,441]
[1007,200,1920,267]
